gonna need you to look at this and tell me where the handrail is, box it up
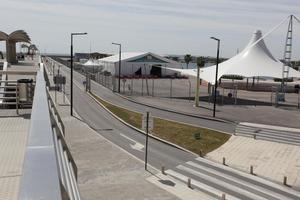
[0,70,37,75]
[43,59,80,199]
[19,64,62,199]
[47,91,66,135]
[46,88,78,178]
[19,62,80,200]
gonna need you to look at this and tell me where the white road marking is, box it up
[177,165,269,200]
[186,161,293,200]
[120,133,144,152]
[166,169,241,200]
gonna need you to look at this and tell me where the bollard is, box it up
[223,157,226,166]
[187,178,192,188]
[253,134,256,139]
[199,150,203,157]
[221,193,226,200]
[283,176,287,186]
[161,166,166,175]
[250,165,254,175]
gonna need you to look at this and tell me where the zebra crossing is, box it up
[166,157,300,200]
[235,122,300,145]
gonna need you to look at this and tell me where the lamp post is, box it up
[70,32,87,116]
[112,42,121,93]
[210,37,220,118]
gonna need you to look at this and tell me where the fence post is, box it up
[170,79,173,99]
[152,79,154,97]
[188,80,191,102]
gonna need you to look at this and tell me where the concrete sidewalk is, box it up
[48,90,213,200]
[206,136,300,191]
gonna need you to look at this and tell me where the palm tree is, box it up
[197,56,205,68]
[184,54,192,69]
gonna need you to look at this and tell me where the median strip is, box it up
[90,92,230,156]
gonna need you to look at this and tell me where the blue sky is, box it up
[0,0,300,59]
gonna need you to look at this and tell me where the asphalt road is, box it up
[58,63,235,134]
[47,58,300,199]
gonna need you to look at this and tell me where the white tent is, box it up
[170,30,300,83]
[83,59,100,66]
[98,52,182,76]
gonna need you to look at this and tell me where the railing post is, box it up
[16,83,19,115]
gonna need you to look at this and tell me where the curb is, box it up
[114,93,236,124]
[88,91,199,157]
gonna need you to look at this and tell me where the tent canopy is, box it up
[83,59,100,66]
[170,30,300,83]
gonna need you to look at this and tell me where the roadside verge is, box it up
[88,91,231,157]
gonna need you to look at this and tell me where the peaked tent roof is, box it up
[83,59,100,66]
[169,30,300,83]
[98,52,181,65]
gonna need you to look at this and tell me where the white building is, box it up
[98,52,182,77]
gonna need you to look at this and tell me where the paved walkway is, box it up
[206,136,300,191]
[0,116,30,200]
[49,90,213,200]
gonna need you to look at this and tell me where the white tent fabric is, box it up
[83,59,100,66]
[170,30,300,83]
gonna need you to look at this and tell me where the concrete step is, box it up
[193,158,300,200]
[235,123,300,145]
[236,127,300,141]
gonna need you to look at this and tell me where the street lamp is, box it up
[210,37,220,118]
[70,32,87,116]
[112,42,121,93]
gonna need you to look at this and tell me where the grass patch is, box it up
[91,92,230,155]
[153,118,230,155]
[92,93,142,129]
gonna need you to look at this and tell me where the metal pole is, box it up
[145,111,149,170]
[298,89,300,109]
[195,66,200,106]
[152,78,154,97]
[112,42,121,93]
[70,32,87,116]
[188,80,191,102]
[131,64,133,95]
[170,79,173,98]
[118,45,121,93]
[211,37,220,118]
[70,34,73,116]
[142,77,144,96]
[63,84,65,104]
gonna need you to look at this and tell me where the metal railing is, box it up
[19,62,80,200]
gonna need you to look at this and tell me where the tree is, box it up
[184,54,192,69]
[197,56,205,68]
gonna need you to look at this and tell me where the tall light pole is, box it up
[112,42,121,93]
[70,32,87,116]
[210,37,220,118]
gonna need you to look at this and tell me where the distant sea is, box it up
[180,62,215,69]
[180,63,197,69]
